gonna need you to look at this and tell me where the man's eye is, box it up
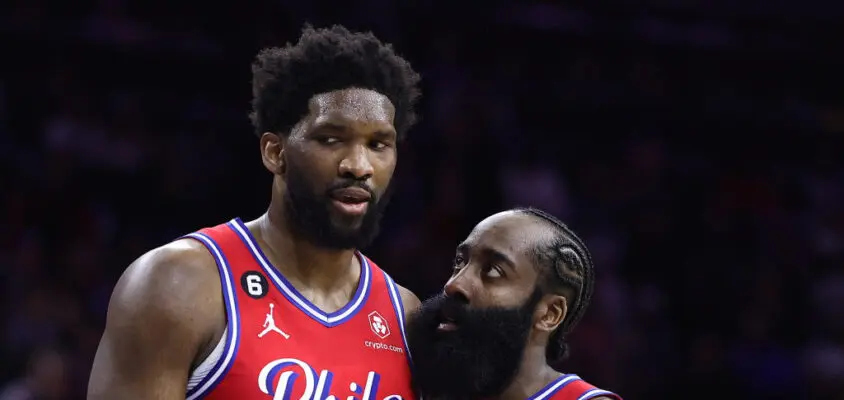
[318,137,340,145]
[370,141,388,150]
[483,265,503,279]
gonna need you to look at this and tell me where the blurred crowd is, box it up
[1,1,843,399]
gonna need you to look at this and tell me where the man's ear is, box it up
[534,294,567,333]
[260,132,285,174]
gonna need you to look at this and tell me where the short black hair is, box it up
[249,24,422,140]
[512,207,595,366]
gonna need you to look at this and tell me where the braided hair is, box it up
[513,207,595,366]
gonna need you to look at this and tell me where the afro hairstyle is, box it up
[249,24,422,141]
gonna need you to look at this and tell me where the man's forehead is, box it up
[462,211,550,254]
[311,88,395,124]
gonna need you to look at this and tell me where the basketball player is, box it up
[88,25,422,400]
[406,208,622,400]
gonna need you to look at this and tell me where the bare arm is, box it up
[87,241,223,400]
[398,284,421,319]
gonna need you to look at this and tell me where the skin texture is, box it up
[87,88,420,400]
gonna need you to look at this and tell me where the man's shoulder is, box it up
[131,239,221,286]
[89,239,225,399]
[109,239,223,327]
[396,284,421,314]
[358,255,421,315]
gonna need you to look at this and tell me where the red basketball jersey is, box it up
[527,374,622,400]
[181,218,415,400]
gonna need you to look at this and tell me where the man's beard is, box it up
[406,288,543,399]
[283,164,392,250]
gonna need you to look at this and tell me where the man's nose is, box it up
[338,144,374,179]
[443,268,473,304]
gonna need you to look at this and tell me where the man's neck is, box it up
[251,207,358,293]
[497,345,562,400]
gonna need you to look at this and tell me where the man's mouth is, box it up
[436,309,459,332]
[330,187,371,216]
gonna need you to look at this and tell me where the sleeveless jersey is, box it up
[527,374,622,400]
[180,218,415,400]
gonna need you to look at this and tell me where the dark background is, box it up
[1,1,843,399]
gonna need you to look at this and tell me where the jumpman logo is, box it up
[258,303,290,339]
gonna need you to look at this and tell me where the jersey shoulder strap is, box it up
[553,375,622,400]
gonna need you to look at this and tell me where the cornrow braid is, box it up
[513,207,595,365]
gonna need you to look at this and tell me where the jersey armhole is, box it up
[381,270,413,365]
[180,232,242,400]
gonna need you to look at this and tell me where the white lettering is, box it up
[258,358,316,400]
[363,341,404,354]
[258,357,404,400]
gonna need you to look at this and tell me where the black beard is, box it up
[406,288,543,399]
[283,163,392,250]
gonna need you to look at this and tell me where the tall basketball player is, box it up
[88,25,422,400]
[406,208,622,400]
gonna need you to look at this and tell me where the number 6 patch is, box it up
[240,271,269,299]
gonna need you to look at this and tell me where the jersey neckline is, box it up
[227,218,372,328]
